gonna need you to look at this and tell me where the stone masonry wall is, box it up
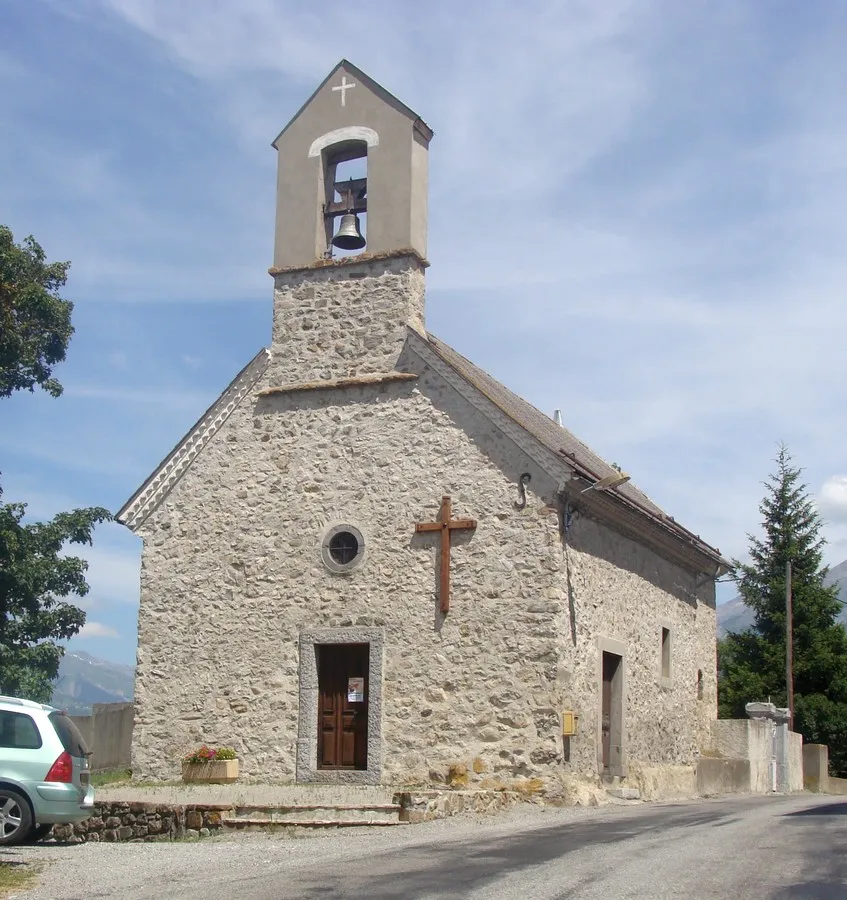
[268,254,426,386]
[130,261,718,792]
[132,371,568,785]
[50,803,226,843]
[554,517,717,780]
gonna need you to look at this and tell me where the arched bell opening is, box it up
[323,140,368,257]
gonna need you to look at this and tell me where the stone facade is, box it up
[268,253,426,386]
[127,256,718,795]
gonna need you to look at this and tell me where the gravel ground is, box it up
[1,802,614,899]
[4,794,846,899]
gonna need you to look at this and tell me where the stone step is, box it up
[98,784,399,808]
[222,817,404,830]
[605,787,641,801]
[230,803,402,825]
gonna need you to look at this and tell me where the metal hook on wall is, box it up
[514,472,532,510]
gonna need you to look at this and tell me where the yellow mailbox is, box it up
[562,711,579,736]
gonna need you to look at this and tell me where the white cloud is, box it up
[63,384,213,411]
[180,354,203,370]
[819,476,847,525]
[78,621,121,639]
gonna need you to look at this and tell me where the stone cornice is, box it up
[116,348,271,532]
[268,248,429,278]
[259,372,418,396]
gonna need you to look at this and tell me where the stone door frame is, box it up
[296,627,384,784]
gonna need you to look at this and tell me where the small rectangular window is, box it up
[661,627,671,679]
[0,711,43,750]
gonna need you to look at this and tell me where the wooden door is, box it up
[602,654,612,770]
[601,651,623,774]
[317,644,369,770]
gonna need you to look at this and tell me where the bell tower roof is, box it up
[270,60,432,270]
[271,60,432,149]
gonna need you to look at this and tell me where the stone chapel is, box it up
[118,61,729,797]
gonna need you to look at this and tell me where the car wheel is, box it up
[0,788,34,846]
[28,824,54,842]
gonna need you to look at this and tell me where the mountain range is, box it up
[717,559,847,637]
[51,651,135,716]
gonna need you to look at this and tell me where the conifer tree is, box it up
[718,446,847,775]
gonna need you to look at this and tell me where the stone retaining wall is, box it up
[49,803,228,843]
[396,789,522,824]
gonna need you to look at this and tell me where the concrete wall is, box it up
[781,728,804,793]
[704,719,773,793]
[701,719,804,796]
[804,744,847,794]
[697,757,752,796]
[71,702,133,772]
[803,743,827,792]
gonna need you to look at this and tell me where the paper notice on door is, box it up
[347,677,364,703]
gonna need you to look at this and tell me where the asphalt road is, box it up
[9,793,847,899]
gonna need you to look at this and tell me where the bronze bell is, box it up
[332,214,366,250]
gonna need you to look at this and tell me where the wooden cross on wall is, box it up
[415,496,477,614]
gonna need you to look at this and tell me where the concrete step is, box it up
[230,803,402,826]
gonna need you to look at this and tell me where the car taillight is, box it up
[45,751,74,783]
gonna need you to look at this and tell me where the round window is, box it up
[321,524,366,574]
[328,530,359,565]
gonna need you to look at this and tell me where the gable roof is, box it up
[409,330,728,572]
[272,59,433,149]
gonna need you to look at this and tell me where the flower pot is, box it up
[181,759,239,784]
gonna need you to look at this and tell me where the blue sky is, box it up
[2,0,847,667]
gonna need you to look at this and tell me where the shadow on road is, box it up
[771,886,847,899]
[783,801,847,817]
[230,804,737,899]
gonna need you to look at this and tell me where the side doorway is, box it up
[601,649,624,776]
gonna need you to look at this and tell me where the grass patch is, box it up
[0,862,38,897]
[91,768,132,787]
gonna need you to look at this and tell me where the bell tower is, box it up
[267,61,432,385]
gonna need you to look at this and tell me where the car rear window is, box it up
[48,712,90,758]
[0,711,43,749]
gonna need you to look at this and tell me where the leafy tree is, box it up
[0,224,110,701]
[0,495,109,701]
[718,445,847,775]
[0,225,73,398]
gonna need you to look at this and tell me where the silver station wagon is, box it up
[0,696,95,844]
